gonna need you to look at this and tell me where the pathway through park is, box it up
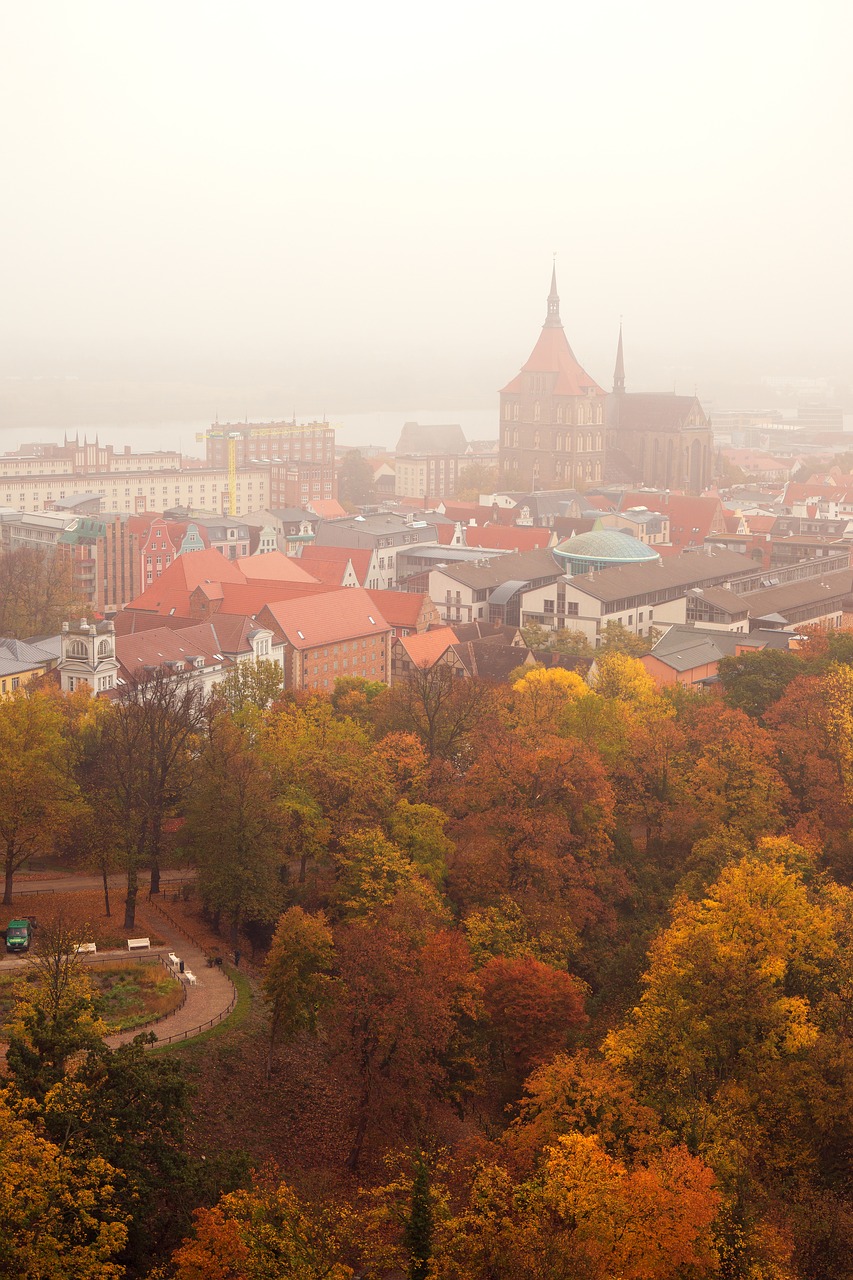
[2,871,237,1049]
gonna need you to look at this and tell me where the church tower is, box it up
[499,267,607,492]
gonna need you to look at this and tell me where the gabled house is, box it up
[256,588,392,692]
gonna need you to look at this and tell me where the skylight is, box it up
[297,630,305,639]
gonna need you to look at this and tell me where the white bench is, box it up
[184,970,197,986]
[168,952,180,968]
[76,942,97,955]
[127,937,150,951]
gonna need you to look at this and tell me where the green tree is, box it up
[452,462,498,500]
[388,799,453,886]
[717,647,803,719]
[403,1154,434,1280]
[338,450,376,507]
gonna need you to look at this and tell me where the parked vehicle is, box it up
[4,918,34,953]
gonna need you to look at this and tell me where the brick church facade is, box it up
[499,272,714,495]
[499,268,607,492]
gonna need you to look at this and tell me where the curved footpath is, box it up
[2,872,237,1049]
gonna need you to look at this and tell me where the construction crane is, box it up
[200,421,336,517]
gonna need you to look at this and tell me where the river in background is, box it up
[0,409,498,459]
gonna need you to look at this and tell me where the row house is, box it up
[312,512,444,589]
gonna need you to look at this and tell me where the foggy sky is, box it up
[1,1,851,422]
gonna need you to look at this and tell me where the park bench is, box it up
[168,952,181,969]
[184,969,198,986]
[127,937,150,951]
[76,942,97,954]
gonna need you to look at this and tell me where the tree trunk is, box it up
[3,850,14,907]
[149,811,163,895]
[346,1048,373,1172]
[102,866,111,917]
[124,862,138,930]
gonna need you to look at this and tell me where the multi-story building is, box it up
[0,438,182,478]
[256,589,392,692]
[499,268,607,492]
[312,512,442,589]
[394,422,468,499]
[203,421,337,510]
[0,466,269,517]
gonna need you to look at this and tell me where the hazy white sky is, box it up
[1,0,851,417]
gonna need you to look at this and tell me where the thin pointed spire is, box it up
[613,321,625,394]
[544,259,562,328]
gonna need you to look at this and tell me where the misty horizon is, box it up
[1,3,851,435]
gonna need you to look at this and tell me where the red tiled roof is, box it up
[745,514,776,533]
[116,622,230,681]
[501,325,605,398]
[125,549,247,614]
[399,626,459,668]
[307,499,347,520]
[240,551,319,582]
[465,526,553,553]
[214,581,338,616]
[366,590,430,628]
[300,544,372,584]
[257,587,391,649]
[618,492,724,547]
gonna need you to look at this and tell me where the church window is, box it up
[586,433,593,452]
[556,404,563,424]
[565,433,572,451]
[586,462,593,480]
[504,403,511,420]
[513,403,519,421]
[595,461,602,481]
[596,403,603,425]
[534,402,541,422]
[513,430,519,447]
[534,432,540,449]
[555,434,562,452]
[555,460,563,480]
[595,432,603,451]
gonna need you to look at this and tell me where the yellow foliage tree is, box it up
[0,1090,127,1279]
[590,651,657,704]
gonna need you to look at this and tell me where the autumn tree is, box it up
[213,658,285,713]
[480,955,587,1087]
[435,1138,719,1280]
[387,799,453,886]
[510,665,590,731]
[334,893,479,1171]
[88,667,206,926]
[171,1177,354,1280]
[182,713,288,944]
[6,909,106,1101]
[263,907,335,1077]
[0,1090,128,1280]
[0,689,82,903]
[452,461,498,500]
[379,663,491,759]
[0,544,86,638]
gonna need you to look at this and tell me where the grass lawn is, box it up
[0,961,183,1036]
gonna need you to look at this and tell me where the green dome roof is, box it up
[553,529,660,568]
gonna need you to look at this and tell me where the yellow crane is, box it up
[201,422,335,516]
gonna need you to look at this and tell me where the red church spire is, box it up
[544,261,562,328]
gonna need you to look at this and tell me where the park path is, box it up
[3,871,237,1049]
